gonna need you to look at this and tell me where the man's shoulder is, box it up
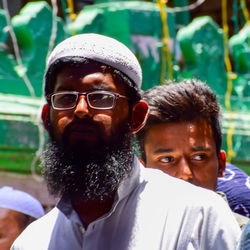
[142,167,213,195]
[11,207,61,249]
[140,166,242,233]
[27,206,60,229]
[140,167,230,210]
[137,167,241,248]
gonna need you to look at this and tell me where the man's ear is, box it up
[41,104,50,131]
[131,100,149,134]
[218,150,226,177]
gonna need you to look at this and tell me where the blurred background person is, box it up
[0,186,45,250]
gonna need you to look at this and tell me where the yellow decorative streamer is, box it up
[240,0,250,23]
[240,0,250,52]
[66,0,77,20]
[156,0,173,84]
[222,0,236,162]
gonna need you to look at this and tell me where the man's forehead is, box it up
[0,207,10,218]
[53,65,120,92]
[146,120,215,144]
[0,207,19,220]
[56,63,110,78]
[51,60,120,93]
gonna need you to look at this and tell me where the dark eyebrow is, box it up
[153,148,174,154]
[153,146,211,154]
[91,83,114,91]
[56,83,114,92]
[191,146,211,152]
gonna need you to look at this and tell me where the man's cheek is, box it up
[93,114,112,137]
[51,117,70,141]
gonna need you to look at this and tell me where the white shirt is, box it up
[12,157,240,250]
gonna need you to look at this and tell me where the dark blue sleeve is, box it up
[217,163,250,217]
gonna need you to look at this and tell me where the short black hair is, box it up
[137,79,222,162]
[44,57,141,106]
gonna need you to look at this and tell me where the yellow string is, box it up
[156,0,173,84]
[222,0,236,162]
[240,0,250,62]
[240,0,250,23]
[66,0,77,20]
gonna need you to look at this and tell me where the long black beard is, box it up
[41,133,134,203]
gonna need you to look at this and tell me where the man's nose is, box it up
[176,158,193,182]
[74,95,89,118]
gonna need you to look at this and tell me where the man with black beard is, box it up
[43,120,133,202]
[12,34,241,250]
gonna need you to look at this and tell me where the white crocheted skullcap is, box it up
[0,186,45,219]
[46,33,142,88]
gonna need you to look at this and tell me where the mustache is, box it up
[62,117,103,140]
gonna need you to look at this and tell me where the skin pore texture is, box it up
[143,120,226,191]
